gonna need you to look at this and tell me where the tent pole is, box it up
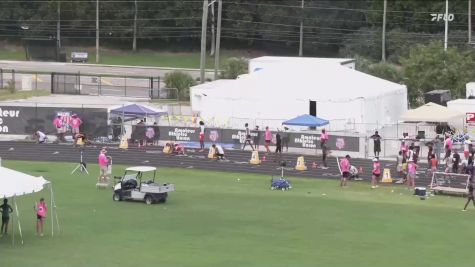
[13,195,23,245]
[51,185,54,237]
[12,196,15,247]
[51,184,60,236]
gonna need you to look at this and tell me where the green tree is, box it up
[220,57,249,79]
[401,41,475,105]
[164,71,196,101]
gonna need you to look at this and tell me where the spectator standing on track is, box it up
[444,134,453,160]
[370,131,381,158]
[371,158,381,189]
[339,155,351,187]
[320,129,329,151]
[264,126,272,153]
[462,178,475,211]
[321,143,329,169]
[400,140,408,161]
[407,160,417,189]
[70,114,82,137]
[253,126,261,151]
[464,140,472,160]
[282,127,290,152]
[274,132,282,163]
[242,123,254,151]
[433,135,442,163]
[199,121,205,152]
[53,115,64,142]
[0,198,13,236]
[452,151,461,174]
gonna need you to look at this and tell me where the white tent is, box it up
[400,102,465,123]
[191,58,407,132]
[0,165,59,245]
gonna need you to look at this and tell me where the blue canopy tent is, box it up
[110,104,165,117]
[282,114,329,127]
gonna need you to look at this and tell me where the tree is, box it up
[220,57,248,79]
[401,41,475,105]
[164,71,196,101]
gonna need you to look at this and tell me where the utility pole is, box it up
[214,0,222,80]
[444,0,449,51]
[57,1,61,48]
[299,0,304,56]
[210,0,215,56]
[381,0,387,62]
[96,0,100,63]
[469,0,472,43]
[200,0,209,83]
[133,0,137,51]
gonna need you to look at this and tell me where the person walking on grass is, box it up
[462,178,474,211]
[407,160,417,189]
[0,199,13,236]
[339,155,351,187]
[35,198,47,237]
[242,123,254,151]
[264,126,272,153]
[371,158,381,189]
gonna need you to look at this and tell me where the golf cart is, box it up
[113,166,175,204]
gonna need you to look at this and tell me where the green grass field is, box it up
[1,160,473,267]
[0,47,244,69]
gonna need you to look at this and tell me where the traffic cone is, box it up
[312,161,318,169]
[250,151,261,165]
[208,147,216,159]
[382,168,393,183]
[119,136,128,150]
[295,156,307,171]
[76,137,85,146]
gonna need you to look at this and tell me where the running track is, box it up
[0,141,432,186]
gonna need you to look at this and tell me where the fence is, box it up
[0,69,165,99]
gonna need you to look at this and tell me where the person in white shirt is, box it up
[212,144,225,160]
[35,130,47,144]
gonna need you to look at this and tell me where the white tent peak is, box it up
[400,102,465,123]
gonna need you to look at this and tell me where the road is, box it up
[0,60,215,79]
[0,141,433,187]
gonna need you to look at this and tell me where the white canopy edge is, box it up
[0,166,50,198]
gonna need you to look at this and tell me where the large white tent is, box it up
[191,58,407,132]
[400,102,465,123]
[0,165,59,245]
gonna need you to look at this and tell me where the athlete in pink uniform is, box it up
[35,198,47,237]
[340,155,351,187]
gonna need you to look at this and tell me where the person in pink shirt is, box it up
[407,160,417,189]
[371,158,381,189]
[320,129,329,148]
[264,126,272,153]
[53,115,64,142]
[70,114,82,135]
[444,135,453,159]
[339,155,351,187]
[98,148,109,182]
[35,198,47,237]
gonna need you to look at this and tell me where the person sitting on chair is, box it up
[212,144,225,160]
[34,130,47,144]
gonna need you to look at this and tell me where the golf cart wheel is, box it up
[113,192,122,201]
[145,195,153,205]
[157,193,168,203]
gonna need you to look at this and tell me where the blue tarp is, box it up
[110,104,165,117]
[282,114,329,127]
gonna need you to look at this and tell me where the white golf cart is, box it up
[113,166,175,204]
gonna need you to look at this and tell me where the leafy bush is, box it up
[164,71,196,101]
[220,57,249,79]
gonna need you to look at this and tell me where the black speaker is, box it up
[309,101,316,116]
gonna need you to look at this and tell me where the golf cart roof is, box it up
[125,166,157,172]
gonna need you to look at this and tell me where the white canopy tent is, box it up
[0,165,59,245]
[191,58,407,132]
[400,102,465,123]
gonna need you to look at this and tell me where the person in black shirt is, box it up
[370,131,381,157]
[0,198,13,235]
[452,151,461,174]
[274,132,282,163]
[463,178,475,211]
[242,123,254,151]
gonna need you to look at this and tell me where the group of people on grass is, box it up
[1,197,47,237]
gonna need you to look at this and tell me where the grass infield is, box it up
[0,160,473,267]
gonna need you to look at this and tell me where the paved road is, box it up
[0,141,433,187]
[0,60,215,79]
